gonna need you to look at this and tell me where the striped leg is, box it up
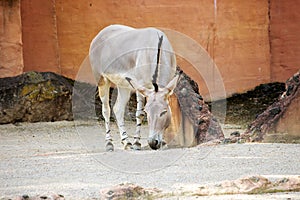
[98,77,113,151]
[132,92,145,150]
[113,87,132,150]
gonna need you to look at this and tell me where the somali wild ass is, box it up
[89,25,180,150]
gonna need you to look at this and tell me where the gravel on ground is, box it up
[0,121,299,199]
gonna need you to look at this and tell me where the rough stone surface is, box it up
[0,71,146,124]
[98,176,300,198]
[186,175,300,196]
[99,183,160,200]
[0,71,73,124]
[243,70,300,142]
[0,0,23,78]
[174,68,224,144]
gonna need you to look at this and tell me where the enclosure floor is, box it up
[0,121,299,199]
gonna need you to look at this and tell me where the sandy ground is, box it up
[0,120,299,199]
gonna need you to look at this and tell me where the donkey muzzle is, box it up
[148,139,159,150]
[148,138,167,150]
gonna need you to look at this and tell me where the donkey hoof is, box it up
[124,142,132,150]
[105,141,114,152]
[122,138,133,150]
[132,141,142,150]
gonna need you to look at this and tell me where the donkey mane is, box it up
[152,35,164,86]
[153,82,159,92]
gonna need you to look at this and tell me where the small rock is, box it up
[196,93,203,100]
[222,138,232,144]
[197,118,205,125]
[195,105,202,111]
[180,87,188,97]
[293,74,299,82]
[51,194,65,200]
[269,107,281,116]
[286,85,294,96]
[99,183,160,200]
[230,131,240,137]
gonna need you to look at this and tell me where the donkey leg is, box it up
[132,91,145,150]
[98,77,113,151]
[113,87,132,150]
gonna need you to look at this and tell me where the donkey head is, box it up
[126,73,180,149]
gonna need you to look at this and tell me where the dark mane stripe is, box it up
[153,82,159,92]
[152,35,163,86]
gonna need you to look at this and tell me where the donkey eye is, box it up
[160,110,167,117]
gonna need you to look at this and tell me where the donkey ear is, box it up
[162,73,181,96]
[125,77,152,97]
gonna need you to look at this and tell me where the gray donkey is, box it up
[89,25,180,151]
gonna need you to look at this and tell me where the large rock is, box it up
[0,71,73,124]
[181,175,300,196]
[0,71,152,124]
[169,68,224,145]
[243,70,300,143]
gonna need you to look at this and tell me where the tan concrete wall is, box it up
[21,0,61,74]
[0,0,23,78]
[54,0,271,98]
[269,0,300,82]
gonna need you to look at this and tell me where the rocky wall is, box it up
[0,0,23,78]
